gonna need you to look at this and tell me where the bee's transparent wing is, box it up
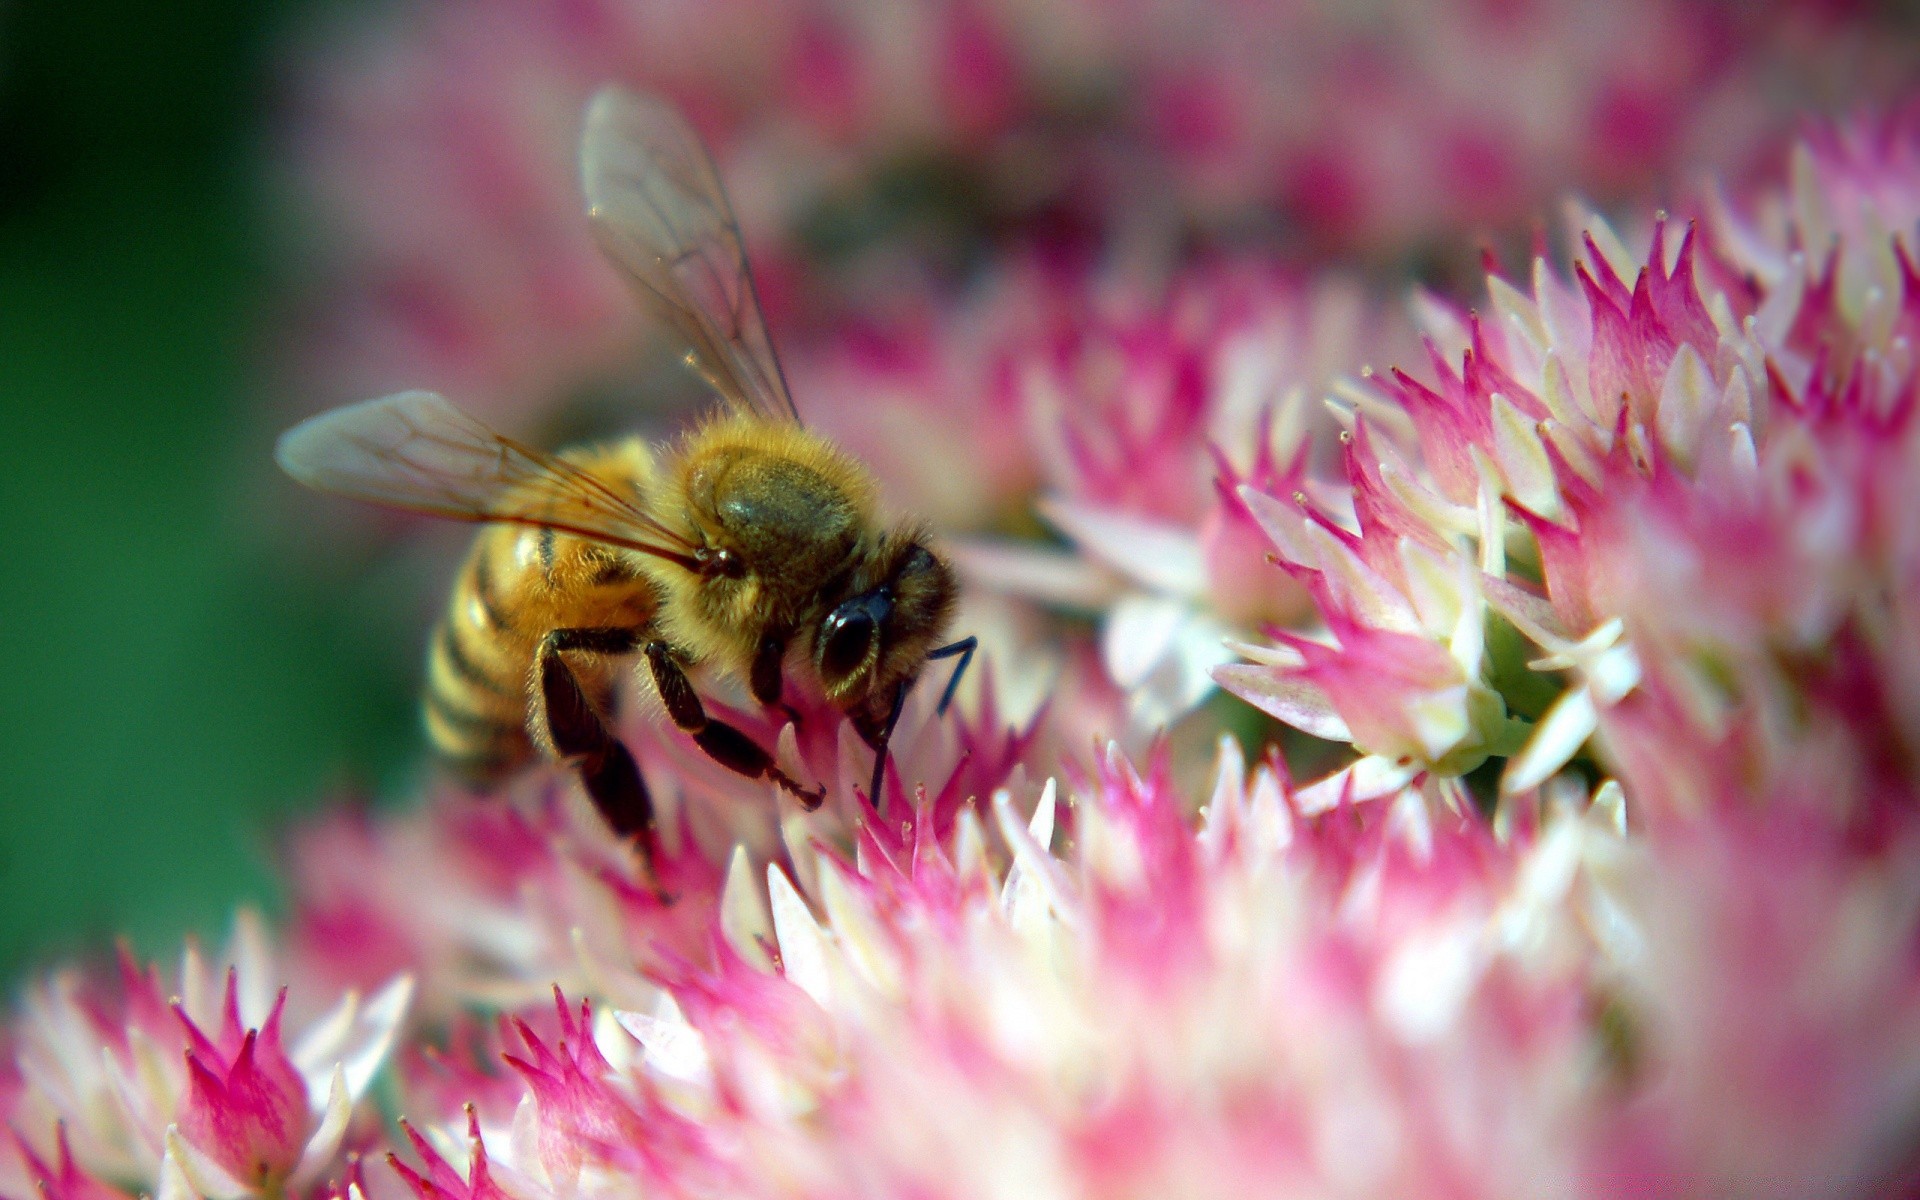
[276,391,698,564]
[582,86,801,426]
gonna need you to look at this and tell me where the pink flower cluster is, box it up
[1,915,410,1200]
[17,11,1920,1199]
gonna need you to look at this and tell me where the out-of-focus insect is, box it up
[277,87,974,878]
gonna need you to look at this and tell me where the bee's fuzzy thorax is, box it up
[668,411,880,521]
[637,409,892,676]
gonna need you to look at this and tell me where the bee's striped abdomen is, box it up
[424,532,536,784]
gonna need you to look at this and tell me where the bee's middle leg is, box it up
[646,640,825,810]
[537,627,659,873]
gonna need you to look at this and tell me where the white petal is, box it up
[951,806,993,889]
[156,1145,206,1200]
[1656,344,1715,467]
[1028,776,1057,854]
[1395,537,1471,649]
[224,911,278,1027]
[1237,486,1319,569]
[288,993,357,1089]
[720,846,775,971]
[177,940,215,1030]
[1102,594,1187,688]
[289,1066,351,1188]
[1222,637,1305,668]
[1491,393,1558,517]
[1199,735,1249,853]
[345,976,413,1100]
[767,866,833,1009]
[1377,448,1479,539]
[103,1035,171,1165]
[1405,684,1471,761]
[1247,765,1294,856]
[1592,779,1628,835]
[1571,202,1639,283]
[1296,756,1419,814]
[1502,687,1598,794]
[816,861,900,997]
[614,1005,712,1088]
[1480,575,1565,644]
[1375,923,1482,1045]
[1588,642,1643,705]
[996,784,1074,934]
[1488,272,1546,351]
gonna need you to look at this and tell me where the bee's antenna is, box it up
[927,636,977,715]
[868,680,910,812]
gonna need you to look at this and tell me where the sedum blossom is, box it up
[1218,105,1920,820]
[4,915,411,1200]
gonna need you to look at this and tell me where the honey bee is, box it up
[277,87,974,875]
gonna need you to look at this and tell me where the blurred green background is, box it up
[0,0,415,976]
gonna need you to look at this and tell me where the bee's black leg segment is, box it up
[537,628,660,886]
[751,632,806,727]
[926,635,977,715]
[575,739,650,836]
[867,679,910,811]
[750,632,786,708]
[645,640,707,731]
[645,640,825,810]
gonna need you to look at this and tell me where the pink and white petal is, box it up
[1212,665,1353,742]
[161,1129,251,1200]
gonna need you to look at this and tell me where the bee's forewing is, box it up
[275,390,696,559]
[581,86,801,427]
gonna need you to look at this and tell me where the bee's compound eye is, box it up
[819,589,891,684]
[821,610,876,679]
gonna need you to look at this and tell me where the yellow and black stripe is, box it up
[423,535,534,784]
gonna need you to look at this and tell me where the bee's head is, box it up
[813,532,956,717]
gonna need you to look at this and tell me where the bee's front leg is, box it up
[536,627,662,884]
[646,640,825,810]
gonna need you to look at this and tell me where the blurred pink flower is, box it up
[275,0,1908,431]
